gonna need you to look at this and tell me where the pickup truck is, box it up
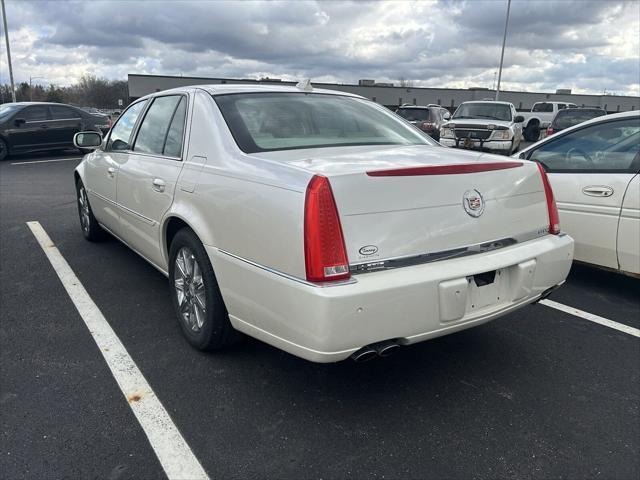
[439,100,524,155]
[520,102,577,141]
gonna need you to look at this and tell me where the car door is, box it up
[47,105,83,147]
[8,105,52,151]
[83,100,148,233]
[115,94,189,268]
[526,117,640,270]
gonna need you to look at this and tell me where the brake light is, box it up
[421,121,435,129]
[537,163,560,235]
[546,126,553,136]
[107,117,113,128]
[367,162,523,176]
[304,175,350,282]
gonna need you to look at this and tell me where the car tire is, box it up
[75,179,107,241]
[524,125,539,142]
[168,228,242,351]
[0,138,8,161]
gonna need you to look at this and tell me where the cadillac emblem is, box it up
[463,189,485,217]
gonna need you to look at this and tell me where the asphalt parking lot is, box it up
[1,148,638,480]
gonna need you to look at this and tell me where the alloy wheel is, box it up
[78,187,91,233]
[173,247,207,332]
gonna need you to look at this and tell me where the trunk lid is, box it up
[255,145,549,268]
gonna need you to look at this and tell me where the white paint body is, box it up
[76,85,574,362]
[516,111,640,276]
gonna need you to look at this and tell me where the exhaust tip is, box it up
[351,347,377,362]
[376,342,400,357]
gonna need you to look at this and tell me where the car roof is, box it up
[459,100,513,106]
[143,84,365,99]
[7,101,79,107]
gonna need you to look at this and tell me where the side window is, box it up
[50,106,79,119]
[529,118,640,173]
[107,100,147,151]
[133,95,183,156]
[163,97,187,158]
[532,103,553,113]
[24,106,49,121]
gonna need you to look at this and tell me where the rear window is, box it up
[532,103,554,112]
[215,93,434,153]
[395,108,432,122]
[552,109,607,130]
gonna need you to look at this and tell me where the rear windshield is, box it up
[552,109,607,129]
[0,103,21,119]
[452,103,512,121]
[532,103,554,112]
[396,108,432,122]
[214,93,434,153]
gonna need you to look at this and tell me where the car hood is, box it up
[444,118,512,129]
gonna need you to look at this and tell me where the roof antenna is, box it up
[296,78,313,92]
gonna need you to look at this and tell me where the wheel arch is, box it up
[526,117,540,128]
[162,214,212,267]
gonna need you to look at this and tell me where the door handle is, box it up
[582,185,613,197]
[152,178,166,193]
[107,167,116,178]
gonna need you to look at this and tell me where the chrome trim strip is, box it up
[217,248,358,288]
[89,189,157,226]
[350,229,549,274]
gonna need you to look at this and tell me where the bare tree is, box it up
[398,77,414,88]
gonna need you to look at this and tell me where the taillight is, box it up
[107,118,112,128]
[536,163,560,235]
[421,121,434,129]
[304,175,350,282]
[546,126,553,136]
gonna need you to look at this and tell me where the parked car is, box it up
[520,101,577,142]
[546,108,607,136]
[395,104,450,141]
[439,101,524,155]
[0,102,111,160]
[73,85,573,362]
[516,111,639,275]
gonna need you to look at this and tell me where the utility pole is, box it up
[1,0,16,102]
[495,0,511,101]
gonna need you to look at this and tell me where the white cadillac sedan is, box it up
[73,84,574,362]
[516,111,639,276]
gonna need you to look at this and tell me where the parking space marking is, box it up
[26,221,209,480]
[541,299,640,337]
[11,157,82,165]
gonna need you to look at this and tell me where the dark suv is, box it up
[0,102,111,160]
[546,108,607,136]
[395,105,450,141]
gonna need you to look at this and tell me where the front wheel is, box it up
[76,179,107,241]
[0,138,8,161]
[524,125,539,142]
[168,228,242,351]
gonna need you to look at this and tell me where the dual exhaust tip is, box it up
[351,340,401,362]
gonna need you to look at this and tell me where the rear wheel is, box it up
[524,124,539,142]
[169,228,242,351]
[76,179,107,241]
[0,138,8,161]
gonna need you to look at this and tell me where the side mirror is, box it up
[514,115,525,123]
[14,117,25,127]
[443,112,451,120]
[74,131,102,150]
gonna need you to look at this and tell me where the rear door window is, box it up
[162,97,187,158]
[133,95,184,156]
[50,106,79,120]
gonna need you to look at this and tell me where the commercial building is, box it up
[128,74,640,113]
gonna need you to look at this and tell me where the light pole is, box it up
[495,0,511,101]
[1,0,16,102]
[29,76,46,101]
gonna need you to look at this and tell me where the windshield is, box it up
[0,104,21,120]
[452,103,512,121]
[214,93,435,153]
[552,109,607,130]
[396,108,431,122]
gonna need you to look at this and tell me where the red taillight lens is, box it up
[546,126,553,136]
[421,121,434,129]
[107,118,113,128]
[304,175,350,282]
[536,162,560,235]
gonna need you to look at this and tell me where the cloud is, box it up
[0,0,638,96]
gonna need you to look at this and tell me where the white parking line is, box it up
[11,157,82,165]
[26,221,209,480]
[541,299,640,337]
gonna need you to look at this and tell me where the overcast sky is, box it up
[1,0,639,95]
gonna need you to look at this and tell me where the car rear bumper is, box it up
[207,234,574,362]
[440,137,513,153]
